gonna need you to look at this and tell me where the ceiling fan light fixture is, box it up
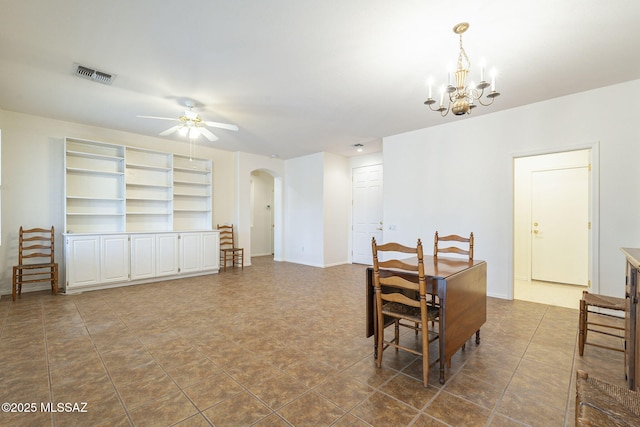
[138,102,238,142]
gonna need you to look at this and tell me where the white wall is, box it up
[282,152,352,267]
[0,109,236,296]
[323,153,350,267]
[383,79,640,300]
[284,153,324,266]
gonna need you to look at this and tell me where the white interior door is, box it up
[352,164,383,265]
[531,166,589,285]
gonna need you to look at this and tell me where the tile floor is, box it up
[0,256,626,426]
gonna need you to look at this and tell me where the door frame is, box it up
[510,142,600,300]
[351,163,384,264]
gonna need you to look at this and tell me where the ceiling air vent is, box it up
[73,63,116,85]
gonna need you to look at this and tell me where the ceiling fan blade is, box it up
[159,125,181,136]
[204,121,239,131]
[199,127,219,142]
[137,115,179,121]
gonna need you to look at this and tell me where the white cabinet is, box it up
[179,231,220,273]
[100,235,130,283]
[180,232,202,274]
[130,234,156,281]
[65,235,101,289]
[156,233,180,276]
[64,231,219,294]
[202,232,220,270]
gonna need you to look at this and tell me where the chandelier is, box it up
[424,22,500,116]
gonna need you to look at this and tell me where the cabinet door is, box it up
[101,235,130,283]
[180,233,202,273]
[202,232,220,270]
[156,234,179,276]
[131,234,156,280]
[66,236,100,288]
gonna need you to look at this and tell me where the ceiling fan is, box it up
[137,102,238,142]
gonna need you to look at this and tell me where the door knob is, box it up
[533,222,538,226]
[533,230,539,234]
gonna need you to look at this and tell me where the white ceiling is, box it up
[1,1,639,159]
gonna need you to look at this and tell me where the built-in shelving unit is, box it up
[64,138,213,234]
[173,155,212,231]
[65,138,125,233]
[125,147,173,232]
[63,138,219,294]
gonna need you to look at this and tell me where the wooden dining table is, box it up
[365,255,487,384]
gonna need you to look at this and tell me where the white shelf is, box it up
[67,196,124,200]
[126,182,172,188]
[64,137,212,233]
[67,150,124,161]
[126,163,172,172]
[66,212,125,216]
[127,212,172,215]
[67,167,124,176]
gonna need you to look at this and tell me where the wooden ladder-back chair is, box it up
[217,224,244,271]
[578,290,625,357]
[433,231,478,347]
[371,237,440,387]
[434,231,474,260]
[12,226,59,301]
[576,370,640,426]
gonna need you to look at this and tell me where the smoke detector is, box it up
[73,63,116,85]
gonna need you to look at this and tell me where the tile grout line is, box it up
[42,300,57,427]
[483,304,551,426]
[72,297,137,427]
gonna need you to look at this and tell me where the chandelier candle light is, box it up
[424,22,500,116]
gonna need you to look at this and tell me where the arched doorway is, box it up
[250,170,275,256]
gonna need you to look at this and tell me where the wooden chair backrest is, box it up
[18,226,55,265]
[371,238,426,307]
[217,224,236,249]
[434,231,474,260]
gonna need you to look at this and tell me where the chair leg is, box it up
[376,315,385,368]
[394,320,400,352]
[52,265,59,295]
[578,298,587,356]
[421,323,429,387]
[475,329,480,345]
[12,267,17,301]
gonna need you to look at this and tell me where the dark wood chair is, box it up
[217,224,244,271]
[12,226,59,301]
[433,232,477,347]
[371,237,439,387]
[576,370,640,426]
[434,231,474,260]
[579,290,625,356]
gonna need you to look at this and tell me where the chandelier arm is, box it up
[439,102,450,117]
[476,96,496,107]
